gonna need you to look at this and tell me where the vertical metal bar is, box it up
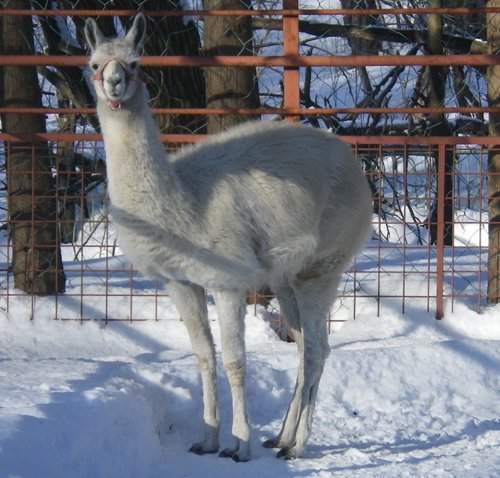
[435,143,446,319]
[480,145,487,309]
[352,260,357,320]
[283,0,300,121]
[427,145,433,313]
[377,143,382,318]
[30,144,36,320]
[129,265,134,322]
[54,141,60,321]
[5,141,11,316]
[155,282,159,321]
[402,147,407,315]
[104,208,110,324]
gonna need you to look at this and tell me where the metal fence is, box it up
[0,4,499,325]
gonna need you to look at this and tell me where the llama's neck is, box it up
[97,85,186,215]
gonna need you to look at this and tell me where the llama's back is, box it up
[170,122,371,286]
[173,122,364,209]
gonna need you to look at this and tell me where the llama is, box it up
[85,14,372,462]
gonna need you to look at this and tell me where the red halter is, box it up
[91,58,149,110]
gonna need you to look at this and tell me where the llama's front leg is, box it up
[213,289,251,462]
[168,281,220,455]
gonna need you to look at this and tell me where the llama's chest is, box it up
[111,211,188,282]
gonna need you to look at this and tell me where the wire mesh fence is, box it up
[0,137,495,325]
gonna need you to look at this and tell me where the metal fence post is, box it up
[435,143,446,319]
[283,0,300,120]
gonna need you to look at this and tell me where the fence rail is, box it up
[2,7,500,15]
[1,54,498,67]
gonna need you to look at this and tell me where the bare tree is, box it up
[1,0,65,294]
[202,0,260,133]
[487,0,500,302]
[254,0,487,136]
[202,0,269,304]
[426,0,455,246]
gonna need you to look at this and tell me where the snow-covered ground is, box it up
[1,285,499,477]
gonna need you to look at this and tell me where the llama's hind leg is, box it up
[168,281,220,455]
[267,279,334,459]
[262,284,304,450]
[213,289,251,462]
[282,279,335,459]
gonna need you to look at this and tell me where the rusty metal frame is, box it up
[0,53,498,68]
[1,4,499,323]
[2,6,500,16]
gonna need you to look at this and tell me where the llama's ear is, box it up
[125,13,146,51]
[84,18,104,52]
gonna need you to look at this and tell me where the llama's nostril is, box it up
[107,78,121,86]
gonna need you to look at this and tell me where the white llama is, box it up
[85,14,372,462]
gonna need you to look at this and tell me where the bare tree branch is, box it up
[252,18,487,55]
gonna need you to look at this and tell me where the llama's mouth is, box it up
[104,91,125,110]
[108,99,122,110]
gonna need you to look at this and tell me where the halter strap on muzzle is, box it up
[91,58,149,110]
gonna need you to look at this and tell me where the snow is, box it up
[1,282,500,477]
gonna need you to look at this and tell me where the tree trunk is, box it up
[487,0,500,302]
[427,0,455,246]
[202,0,267,304]
[55,96,79,244]
[131,1,206,134]
[340,0,379,98]
[340,0,380,56]
[202,0,260,133]
[1,2,66,294]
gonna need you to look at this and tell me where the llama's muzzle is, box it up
[92,58,148,110]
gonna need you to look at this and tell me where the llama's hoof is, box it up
[276,446,297,460]
[262,438,279,449]
[219,448,250,463]
[189,442,219,455]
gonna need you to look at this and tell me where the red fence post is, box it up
[282,0,300,121]
[435,143,446,319]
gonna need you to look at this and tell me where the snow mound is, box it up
[1,302,500,477]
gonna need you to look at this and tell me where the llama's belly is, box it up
[113,222,265,289]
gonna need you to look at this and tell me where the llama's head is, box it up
[84,14,147,110]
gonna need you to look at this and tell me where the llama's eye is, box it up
[130,61,137,69]
[91,63,99,71]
